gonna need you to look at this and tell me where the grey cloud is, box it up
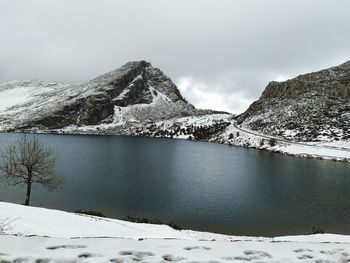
[1,0,350,113]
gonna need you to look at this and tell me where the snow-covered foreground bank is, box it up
[2,235,350,263]
[1,202,350,262]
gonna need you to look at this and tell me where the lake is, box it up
[0,133,349,236]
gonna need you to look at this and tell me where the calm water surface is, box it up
[0,133,349,236]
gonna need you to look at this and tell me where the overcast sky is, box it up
[1,0,350,114]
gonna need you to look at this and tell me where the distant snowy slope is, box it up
[0,80,87,130]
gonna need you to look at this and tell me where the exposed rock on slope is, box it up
[237,60,350,142]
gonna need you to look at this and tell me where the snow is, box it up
[170,114,232,127]
[2,235,350,263]
[0,86,34,111]
[308,140,350,150]
[217,122,350,162]
[1,202,350,262]
[0,80,92,130]
[274,143,350,161]
[113,88,130,101]
[0,202,185,239]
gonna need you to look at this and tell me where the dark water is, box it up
[0,133,349,236]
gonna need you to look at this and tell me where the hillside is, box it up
[237,60,350,142]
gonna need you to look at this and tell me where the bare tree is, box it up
[0,135,62,206]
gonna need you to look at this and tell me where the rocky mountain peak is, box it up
[89,60,151,86]
[88,60,186,104]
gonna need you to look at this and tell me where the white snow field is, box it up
[1,202,350,262]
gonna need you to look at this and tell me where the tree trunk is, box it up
[25,171,32,206]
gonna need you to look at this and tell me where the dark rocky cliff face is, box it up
[237,60,350,141]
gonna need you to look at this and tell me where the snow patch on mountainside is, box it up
[0,85,33,111]
[0,80,94,130]
[111,85,191,125]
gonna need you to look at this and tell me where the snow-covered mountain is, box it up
[0,61,220,132]
[237,60,350,142]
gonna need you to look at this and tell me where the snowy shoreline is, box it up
[1,120,350,163]
[1,202,350,262]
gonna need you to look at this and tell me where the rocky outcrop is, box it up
[237,60,350,141]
